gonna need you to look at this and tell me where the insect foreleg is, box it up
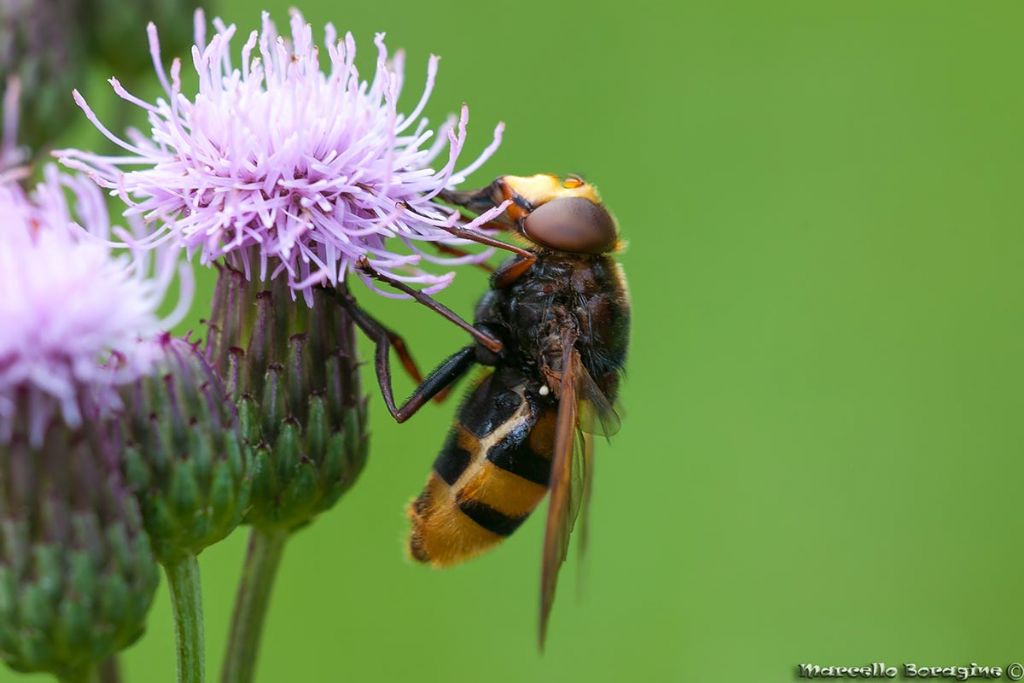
[405,200,534,261]
[354,256,504,353]
[492,254,539,289]
[335,291,426,384]
[391,345,478,421]
[337,289,477,423]
[433,222,533,259]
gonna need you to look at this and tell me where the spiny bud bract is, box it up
[122,336,253,564]
[0,413,159,680]
[207,266,368,532]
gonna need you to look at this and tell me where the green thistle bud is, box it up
[121,336,253,565]
[205,266,368,533]
[0,0,87,153]
[0,414,159,682]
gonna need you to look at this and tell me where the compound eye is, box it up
[562,175,584,189]
[523,197,616,254]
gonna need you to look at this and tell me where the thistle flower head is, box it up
[0,166,191,446]
[60,10,509,303]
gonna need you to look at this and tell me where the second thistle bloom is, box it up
[61,10,507,301]
[0,164,186,679]
[0,168,188,446]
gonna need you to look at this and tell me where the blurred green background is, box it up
[7,1,1024,681]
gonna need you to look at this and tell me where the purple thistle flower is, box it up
[59,9,509,304]
[0,165,192,446]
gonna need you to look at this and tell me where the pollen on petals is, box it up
[58,10,506,305]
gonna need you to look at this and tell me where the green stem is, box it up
[59,667,98,683]
[166,555,205,683]
[98,656,121,683]
[221,527,289,683]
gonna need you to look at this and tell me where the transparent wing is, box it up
[576,430,595,568]
[539,343,588,649]
[576,362,621,438]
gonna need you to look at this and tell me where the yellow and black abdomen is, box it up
[408,368,556,566]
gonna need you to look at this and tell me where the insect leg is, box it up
[492,255,537,289]
[391,345,477,422]
[406,200,531,258]
[337,289,476,422]
[428,223,537,287]
[433,224,538,288]
[335,290,426,386]
[438,182,504,216]
[401,198,536,260]
[433,222,533,259]
[354,256,503,354]
[386,328,427,386]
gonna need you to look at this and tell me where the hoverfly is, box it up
[339,174,629,645]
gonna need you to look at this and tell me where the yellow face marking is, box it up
[501,174,601,210]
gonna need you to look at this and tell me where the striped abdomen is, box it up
[408,369,555,566]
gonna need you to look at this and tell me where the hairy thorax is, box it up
[474,251,630,399]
